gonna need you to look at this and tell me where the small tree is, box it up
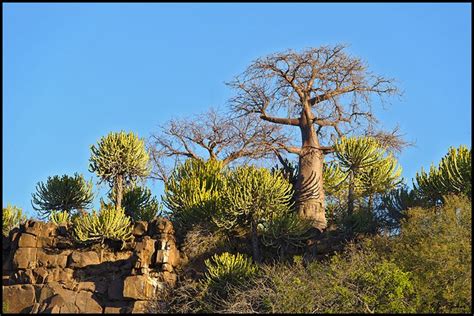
[89,131,150,210]
[213,166,293,263]
[333,136,402,215]
[31,173,94,218]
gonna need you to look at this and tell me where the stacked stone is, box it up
[2,218,182,314]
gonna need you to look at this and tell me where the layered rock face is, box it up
[2,218,182,314]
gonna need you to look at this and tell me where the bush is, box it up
[2,204,26,237]
[31,173,94,218]
[72,204,133,249]
[414,145,471,205]
[260,212,314,257]
[202,252,258,296]
[163,158,226,232]
[213,165,293,261]
[258,242,415,313]
[391,194,471,313]
[50,210,71,226]
[109,185,161,222]
[89,131,150,210]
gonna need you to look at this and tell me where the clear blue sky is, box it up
[3,3,471,218]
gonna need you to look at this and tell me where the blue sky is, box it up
[3,3,471,218]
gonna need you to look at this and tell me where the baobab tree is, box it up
[227,44,399,231]
[147,108,288,182]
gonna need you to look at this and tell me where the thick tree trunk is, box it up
[295,120,327,232]
[115,174,123,210]
[250,219,261,263]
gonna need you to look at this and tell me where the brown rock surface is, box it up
[75,290,103,313]
[123,275,159,300]
[13,247,37,269]
[68,250,100,268]
[2,284,36,313]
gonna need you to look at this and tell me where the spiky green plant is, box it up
[89,131,150,210]
[261,212,314,256]
[332,136,402,214]
[50,210,71,226]
[203,252,258,295]
[163,158,226,231]
[31,173,93,218]
[2,204,26,237]
[213,166,293,262]
[73,204,133,249]
[108,185,161,222]
[414,145,471,206]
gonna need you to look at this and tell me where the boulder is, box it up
[18,233,37,248]
[13,247,37,269]
[2,284,36,313]
[134,236,155,270]
[131,300,150,313]
[68,251,100,268]
[44,294,79,313]
[161,271,177,287]
[75,291,103,313]
[123,275,159,300]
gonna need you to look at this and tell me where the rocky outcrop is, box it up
[2,218,182,314]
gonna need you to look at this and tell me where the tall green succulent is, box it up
[89,131,150,210]
[50,210,71,226]
[2,204,26,237]
[163,158,226,231]
[73,204,133,249]
[213,165,293,262]
[31,173,94,218]
[332,136,402,214]
[414,145,471,205]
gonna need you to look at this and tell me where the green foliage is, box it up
[213,165,293,230]
[2,204,26,237]
[72,204,133,249]
[203,252,258,295]
[109,185,161,222]
[414,145,471,205]
[378,184,419,228]
[50,210,71,226]
[391,194,471,313]
[329,136,402,218]
[31,173,93,218]
[260,212,314,256]
[163,158,226,231]
[89,131,150,207]
[260,243,415,313]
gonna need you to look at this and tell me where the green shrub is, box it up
[31,173,94,218]
[2,204,26,237]
[414,145,471,205]
[163,158,226,232]
[109,185,161,222]
[203,252,258,296]
[260,212,314,256]
[213,165,293,261]
[73,204,133,249]
[260,242,415,313]
[50,210,71,226]
[391,194,471,313]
